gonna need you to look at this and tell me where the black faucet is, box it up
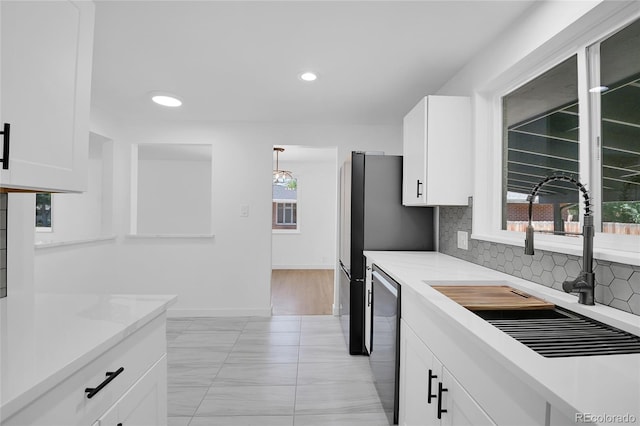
[524,174,595,305]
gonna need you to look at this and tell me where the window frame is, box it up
[272,181,300,234]
[472,8,640,266]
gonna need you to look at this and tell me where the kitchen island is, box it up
[0,293,176,425]
[364,251,640,426]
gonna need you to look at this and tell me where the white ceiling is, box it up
[91,0,535,126]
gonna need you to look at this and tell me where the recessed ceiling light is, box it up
[151,94,182,107]
[589,86,609,93]
[299,72,317,82]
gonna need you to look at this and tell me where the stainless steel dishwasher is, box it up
[370,264,400,425]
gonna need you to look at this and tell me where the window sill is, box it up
[272,229,300,234]
[34,235,117,249]
[125,233,215,239]
[471,231,640,267]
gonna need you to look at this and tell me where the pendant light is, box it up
[273,147,294,187]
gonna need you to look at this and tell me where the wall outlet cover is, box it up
[457,231,469,250]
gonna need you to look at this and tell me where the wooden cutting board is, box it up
[432,285,554,311]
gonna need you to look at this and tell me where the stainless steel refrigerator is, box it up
[338,151,435,355]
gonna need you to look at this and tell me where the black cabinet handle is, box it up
[1,123,10,170]
[437,381,448,419]
[427,369,437,403]
[416,179,423,198]
[84,367,124,399]
[367,289,372,307]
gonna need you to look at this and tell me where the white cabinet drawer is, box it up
[4,314,166,426]
[93,355,167,426]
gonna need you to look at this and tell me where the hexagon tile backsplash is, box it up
[439,199,640,316]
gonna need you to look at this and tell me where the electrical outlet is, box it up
[457,231,469,250]
[240,204,250,217]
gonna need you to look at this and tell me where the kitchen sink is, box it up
[472,307,640,358]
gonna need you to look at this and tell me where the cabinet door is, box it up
[402,98,427,206]
[440,367,496,426]
[0,0,94,192]
[399,320,439,426]
[95,355,168,426]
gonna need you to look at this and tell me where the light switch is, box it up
[457,231,469,250]
[240,204,249,217]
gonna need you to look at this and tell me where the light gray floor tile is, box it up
[226,344,299,364]
[169,331,240,348]
[187,317,250,331]
[167,318,194,332]
[293,412,390,426]
[189,415,294,426]
[249,315,301,321]
[297,360,374,385]
[167,386,209,416]
[298,345,359,363]
[295,383,384,415]
[167,331,182,343]
[195,385,296,416]
[167,416,191,426]
[168,364,221,387]
[213,363,298,386]
[243,320,301,333]
[168,347,231,367]
[236,331,300,346]
[300,317,342,330]
[299,332,346,346]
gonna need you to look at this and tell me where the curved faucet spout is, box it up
[523,174,595,305]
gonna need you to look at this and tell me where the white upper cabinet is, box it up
[402,96,471,206]
[0,0,95,192]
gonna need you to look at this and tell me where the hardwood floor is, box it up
[271,269,335,315]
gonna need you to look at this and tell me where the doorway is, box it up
[271,145,338,315]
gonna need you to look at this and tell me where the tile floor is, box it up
[167,315,391,426]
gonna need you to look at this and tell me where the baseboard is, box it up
[168,307,273,318]
[272,264,335,270]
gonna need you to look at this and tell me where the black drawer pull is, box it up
[427,369,437,403]
[416,179,423,198]
[1,123,10,170]
[84,367,124,399]
[437,381,448,419]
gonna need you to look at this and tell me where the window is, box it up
[272,180,298,231]
[590,18,640,236]
[276,202,297,225]
[35,193,52,232]
[502,55,580,235]
[496,16,640,258]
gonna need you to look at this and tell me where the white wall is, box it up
[34,120,401,315]
[272,155,337,269]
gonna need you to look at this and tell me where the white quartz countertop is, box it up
[0,293,177,421]
[364,251,640,424]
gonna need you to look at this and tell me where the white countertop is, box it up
[364,251,640,423]
[0,293,177,421]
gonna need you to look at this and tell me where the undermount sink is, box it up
[473,306,640,358]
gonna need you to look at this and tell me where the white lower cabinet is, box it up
[2,315,167,426]
[399,320,495,426]
[93,355,167,426]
